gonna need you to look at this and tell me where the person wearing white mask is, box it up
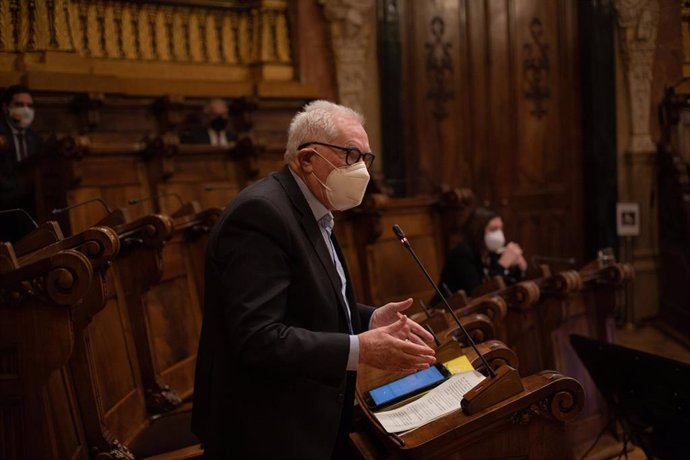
[180,98,234,146]
[1,85,42,240]
[193,100,436,459]
[431,206,527,305]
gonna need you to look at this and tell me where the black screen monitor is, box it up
[570,334,690,460]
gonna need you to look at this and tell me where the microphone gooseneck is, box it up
[391,224,496,378]
[52,197,113,215]
[0,208,38,228]
[128,192,183,207]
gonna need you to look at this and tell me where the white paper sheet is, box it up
[373,370,486,434]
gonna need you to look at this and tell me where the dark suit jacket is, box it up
[192,165,374,459]
[0,119,42,241]
[180,126,234,145]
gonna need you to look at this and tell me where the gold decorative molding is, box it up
[683,4,690,76]
[0,0,298,95]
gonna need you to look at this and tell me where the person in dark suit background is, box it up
[0,85,42,242]
[431,207,527,304]
[180,98,234,146]
[192,100,436,459]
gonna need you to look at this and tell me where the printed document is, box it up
[373,370,485,434]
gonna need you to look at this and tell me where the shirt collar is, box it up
[4,117,21,134]
[288,167,332,223]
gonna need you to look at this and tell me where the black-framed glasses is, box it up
[298,141,375,168]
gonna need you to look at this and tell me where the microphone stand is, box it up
[392,224,524,415]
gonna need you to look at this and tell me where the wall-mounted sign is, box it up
[616,202,640,237]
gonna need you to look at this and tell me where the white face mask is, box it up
[9,106,34,129]
[311,151,370,211]
[484,229,505,252]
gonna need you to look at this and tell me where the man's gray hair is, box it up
[284,100,365,161]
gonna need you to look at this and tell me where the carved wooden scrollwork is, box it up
[523,17,550,119]
[0,249,93,307]
[505,280,541,311]
[425,16,454,120]
[543,270,583,295]
[116,214,175,249]
[456,295,507,322]
[511,371,583,424]
[462,339,520,371]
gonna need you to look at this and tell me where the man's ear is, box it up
[298,148,315,173]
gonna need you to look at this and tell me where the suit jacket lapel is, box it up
[329,232,361,333]
[274,167,353,329]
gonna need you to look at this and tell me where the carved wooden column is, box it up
[320,0,375,113]
[614,0,660,320]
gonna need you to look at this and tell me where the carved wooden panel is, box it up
[399,0,583,265]
[144,233,203,400]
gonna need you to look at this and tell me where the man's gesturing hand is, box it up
[359,315,436,372]
[370,298,435,345]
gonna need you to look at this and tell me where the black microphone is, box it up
[53,197,113,215]
[392,224,496,378]
[128,192,183,207]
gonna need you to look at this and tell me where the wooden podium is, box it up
[352,341,584,459]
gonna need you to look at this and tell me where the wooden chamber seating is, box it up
[0,241,92,460]
[462,255,634,445]
[36,131,255,233]
[3,220,204,459]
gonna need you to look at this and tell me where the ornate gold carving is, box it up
[0,0,294,83]
[10,0,20,51]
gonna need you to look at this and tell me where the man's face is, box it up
[7,93,33,113]
[6,93,34,128]
[299,118,371,210]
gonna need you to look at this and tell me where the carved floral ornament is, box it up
[425,15,454,120]
[523,18,550,119]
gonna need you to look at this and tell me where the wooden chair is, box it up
[0,243,92,460]
[10,223,202,459]
[145,134,258,214]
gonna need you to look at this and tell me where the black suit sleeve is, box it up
[212,197,351,388]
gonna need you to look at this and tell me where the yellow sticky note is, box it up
[443,355,474,374]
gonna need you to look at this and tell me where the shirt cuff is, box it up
[347,335,359,371]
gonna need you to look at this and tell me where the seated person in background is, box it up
[0,85,42,241]
[180,97,233,146]
[431,207,527,304]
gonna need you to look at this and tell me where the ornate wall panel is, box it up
[398,0,583,263]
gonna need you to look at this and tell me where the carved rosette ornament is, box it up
[320,0,375,112]
[614,0,660,153]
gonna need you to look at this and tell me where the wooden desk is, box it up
[353,339,584,459]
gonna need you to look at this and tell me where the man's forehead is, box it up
[11,93,32,103]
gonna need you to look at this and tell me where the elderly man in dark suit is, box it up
[193,100,436,459]
[0,85,42,242]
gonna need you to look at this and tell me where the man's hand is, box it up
[370,298,435,344]
[359,315,436,372]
